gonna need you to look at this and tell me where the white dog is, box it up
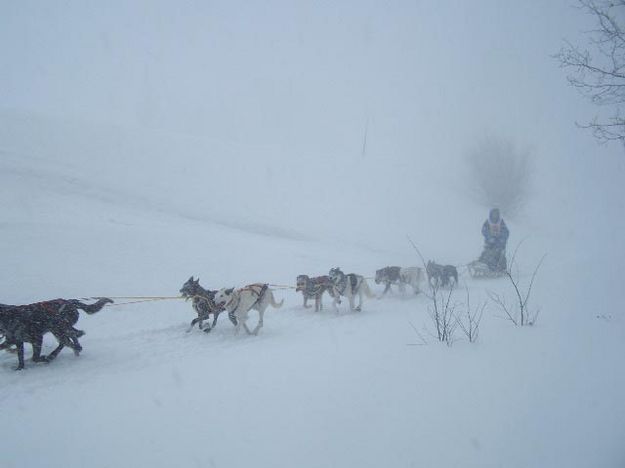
[213,283,283,335]
[375,266,424,295]
[399,267,424,294]
[328,267,375,312]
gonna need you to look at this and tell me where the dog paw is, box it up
[203,327,212,333]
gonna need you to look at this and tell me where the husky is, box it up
[180,276,236,332]
[0,298,112,370]
[213,284,283,335]
[328,267,375,312]
[295,275,336,312]
[375,266,424,295]
[426,261,458,289]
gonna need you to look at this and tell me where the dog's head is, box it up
[213,287,235,307]
[295,275,310,292]
[180,276,201,301]
[328,267,343,284]
[374,268,385,284]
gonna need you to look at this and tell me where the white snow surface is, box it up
[0,115,623,468]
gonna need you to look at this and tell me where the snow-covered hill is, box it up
[0,114,623,468]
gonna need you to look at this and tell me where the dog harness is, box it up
[226,284,268,315]
[331,270,360,296]
[298,276,331,298]
[37,299,67,314]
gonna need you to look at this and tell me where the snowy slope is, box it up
[0,116,623,468]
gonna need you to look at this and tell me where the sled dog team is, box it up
[180,263,458,336]
[0,263,457,370]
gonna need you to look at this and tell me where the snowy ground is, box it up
[0,116,623,468]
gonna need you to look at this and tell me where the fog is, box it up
[0,0,622,261]
[2,1,620,245]
[2,3,625,467]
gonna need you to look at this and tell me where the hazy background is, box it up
[0,0,623,259]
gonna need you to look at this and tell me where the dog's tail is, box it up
[361,279,376,299]
[267,291,284,309]
[71,298,114,314]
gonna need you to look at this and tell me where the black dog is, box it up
[374,266,402,295]
[180,277,237,332]
[296,274,336,311]
[0,298,112,370]
[426,261,458,289]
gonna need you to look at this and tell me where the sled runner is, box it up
[467,260,506,278]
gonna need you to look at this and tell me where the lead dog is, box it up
[213,284,283,335]
[180,276,236,332]
[328,267,375,312]
[375,266,424,295]
[0,298,112,370]
[295,275,336,312]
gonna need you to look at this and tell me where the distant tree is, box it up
[555,0,625,147]
[467,136,532,218]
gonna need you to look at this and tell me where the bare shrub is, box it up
[488,242,546,326]
[457,287,486,343]
[428,285,458,346]
[408,236,458,346]
[467,136,532,218]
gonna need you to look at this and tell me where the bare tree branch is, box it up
[555,0,625,147]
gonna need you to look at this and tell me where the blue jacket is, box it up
[482,218,509,249]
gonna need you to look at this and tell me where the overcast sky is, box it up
[0,1,609,151]
[0,1,622,251]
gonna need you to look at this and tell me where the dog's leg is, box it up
[355,291,363,312]
[252,309,264,335]
[187,317,200,333]
[46,333,75,361]
[15,342,25,370]
[69,336,82,356]
[330,287,341,313]
[203,314,217,333]
[228,311,238,326]
[303,296,311,309]
[348,291,356,311]
[46,341,65,362]
[31,336,47,363]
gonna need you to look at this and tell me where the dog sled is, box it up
[467,260,506,278]
[467,247,507,279]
